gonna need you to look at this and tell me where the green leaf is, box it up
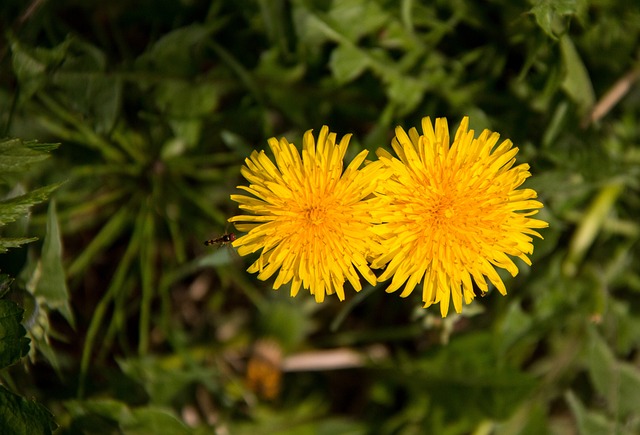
[126,407,191,435]
[154,81,223,147]
[258,300,311,351]
[497,300,536,364]
[386,74,426,115]
[0,238,38,254]
[292,6,333,49]
[118,355,216,407]
[0,139,58,174]
[389,332,536,421]
[34,200,74,327]
[135,24,217,76]
[155,81,222,119]
[0,183,62,228]
[587,327,640,418]
[65,399,190,435]
[530,0,579,39]
[0,299,30,369]
[563,182,624,276]
[329,44,371,84]
[0,138,61,253]
[616,364,640,417]
[327,0,389,41]
[11,35,122,136]
[559,34,595,114]
[11,36,114,131]
[52,39,116,123]
[0,386,57,435]
[230,394,363,434]
[565,390,613,435]
[9,35,71,101]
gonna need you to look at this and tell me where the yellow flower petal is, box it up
[230,126,384,302]
[373,116,549,317]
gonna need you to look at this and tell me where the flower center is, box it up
[443,205,454,219]
[431,193,458,226]
[304,204,327,226]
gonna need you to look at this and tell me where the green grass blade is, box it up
[78,222,141,397]
[67,206,130,278]
[34,200,75,328]
[137,205,156,355]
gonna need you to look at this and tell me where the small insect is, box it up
[204,233,237,246]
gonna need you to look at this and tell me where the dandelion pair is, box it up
[227,117,548,317]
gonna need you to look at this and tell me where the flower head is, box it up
[229,126,383,302]
[372,116,548,317]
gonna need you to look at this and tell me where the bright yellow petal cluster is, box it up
[227,117,548,317]
[229,126,384,302]
[371,116,549,316]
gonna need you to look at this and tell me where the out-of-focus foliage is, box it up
[0,139,59,252]
[0,0,639,433]
[0,138,60,433]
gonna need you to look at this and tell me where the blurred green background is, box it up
[1,0,639,433]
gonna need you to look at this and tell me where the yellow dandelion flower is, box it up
[229,126,383,303]
[372,116,549,317]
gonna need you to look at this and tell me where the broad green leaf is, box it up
[329,44,371,84]
[497,300,535,363]
[617,364,640,417]
[508,402,549,435]
[257,300,311,351]
[233,416,365,435]
[230,394,362,435]
[155,81,222,119]
[126,407,191,435]
[65,399,190,435]
[220,130,256,160]
[135,24,217,76]
[34,200,74,327]
[64,399,131,425]
[45,39,121,135]
[605,300,640,356]
[388,332,536,421]
[587,327,640,418]
[154,81,223,147]
[0,139,58,174]
[7,289,38,342]
[559,34,595,114]
[0,299,30,369]
[585,328,613,402]
[293,0,389,56]
[530,0,579,39]
[292,6,333,50]
[0,386,57,435]
[9,35,71,101]
[565,390,613,435]
[118,355,217,407]
[12,35,121,135]
[386,74,426,115]
[327,0,389,41]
